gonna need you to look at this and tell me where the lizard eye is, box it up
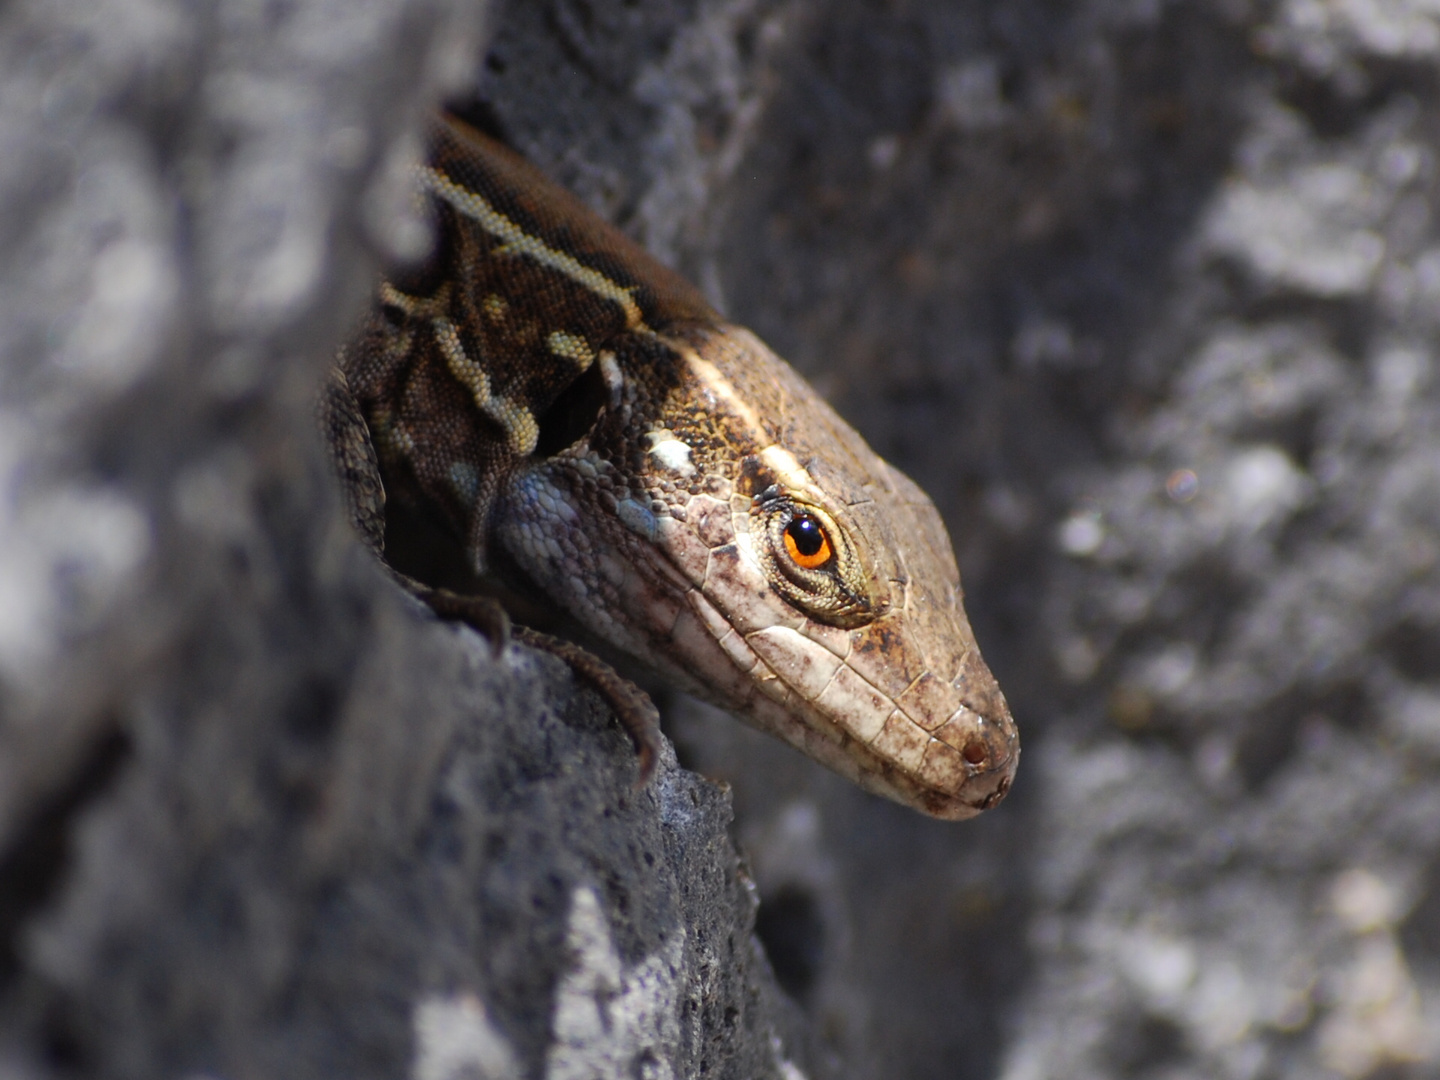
[783,514,832,569]
[754,496,876,628]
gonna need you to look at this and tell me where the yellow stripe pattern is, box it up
[420,165,650,333]
[432,316,539,457]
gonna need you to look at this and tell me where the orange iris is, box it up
[783,514,832,569]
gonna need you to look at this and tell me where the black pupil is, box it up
[787,517,825,558]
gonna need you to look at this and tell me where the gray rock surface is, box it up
[5,0,1440,1078]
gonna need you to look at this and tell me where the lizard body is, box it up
[336,114,1017,820]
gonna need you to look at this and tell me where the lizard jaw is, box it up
[667,475,1019,819]
[678,583,1018,820]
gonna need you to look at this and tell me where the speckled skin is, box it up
[339,114,1017,819]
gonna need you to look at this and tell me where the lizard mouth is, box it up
[734,665,1019,821]
[814,683,1018,821]
[718,607,1019,820]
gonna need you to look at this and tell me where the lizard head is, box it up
[496,322,1017,819]
[665,327,1018,820]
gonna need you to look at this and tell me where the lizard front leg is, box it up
[319,365,663,782]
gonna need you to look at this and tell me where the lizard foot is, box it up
[512,625,662,787]
[412,586,659,784]
[418,586,512,658]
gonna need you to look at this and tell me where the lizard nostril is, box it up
[962,738,988,766]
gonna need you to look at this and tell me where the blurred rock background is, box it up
[4,0,1440,1077]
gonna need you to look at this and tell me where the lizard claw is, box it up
[408,581,661,780]
[413,583,512,657]
[513,626,662,787]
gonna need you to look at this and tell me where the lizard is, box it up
[326,112,1018,821]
